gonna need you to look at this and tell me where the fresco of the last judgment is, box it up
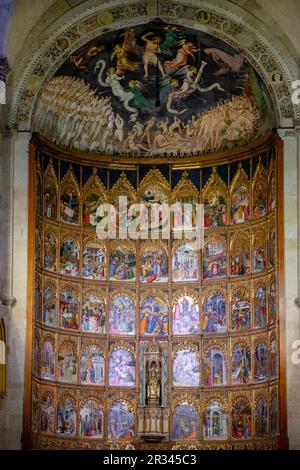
[33,21,274,157]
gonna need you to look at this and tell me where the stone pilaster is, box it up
[278,127,300,450]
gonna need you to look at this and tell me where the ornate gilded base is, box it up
[25,432,287,450]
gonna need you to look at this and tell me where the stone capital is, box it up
[0,56,9,83]
[277,127,300,139]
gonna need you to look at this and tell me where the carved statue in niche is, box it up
[138,341,169,441]
[146,360,161,405]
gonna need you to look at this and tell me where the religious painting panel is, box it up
[252,226,267,273]
[139,342,146,406]
[42,279,57,327]
[232,397,252,439]
[203,399,228,439]
[35,221,42,269]
[60,168,80,225]
[252,161,267,220]
[81,290,106,334]
[254,339,268,382]
[41,336,55,380]
[57,394,77,435]
[82,239,106,280]
[139,170,169,232]
[59,284,79,331]
[203,343,227,386]
[109,173,137,232]
[268,275,277,325]
[269,333,278,379]
[202,288,227,334]
[203,168,227,227]
[34,273,42,322]
[80,343,105,385]
[172,292,199,335]
[268,159,276,214]
[230,165,250,224]
[160,343,169,407]
[140,242,168,283]
[231,341,251,385]
[35,162,43,216]
[82,169,107,227]
[31,382,40,432]
[109,347,135,387]
[57,339,78,383]
[140,292,168,337]
[230,284,251,332]
[33,332,41,378]
[109,242,136,281]
[255,396,268,437]
[202,235,227,279]
[40,391,55,433]
[230,231,250,276]
[268,220,277,269]
[44,160,58,221]
[172,403,200,440]
[60,233,80,277]
[173,347,199,387]
[44,185,57,221]
[108,401,134,440]
[44,228,58,272]
[253,280,267,329]
[80,398,104,438]
[172,242,199,282]
[270,393,278,435]
[171,172,199,232]
[109,292,136,335]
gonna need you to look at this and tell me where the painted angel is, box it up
[164,39,198,72]
[95,60,138,117]
[166,61,224,115]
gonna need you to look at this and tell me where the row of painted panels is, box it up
[37,156,277,230]
[36,274,278,334]
[33,332,278,387]
[32,384,279,440]
[38,223,277,282]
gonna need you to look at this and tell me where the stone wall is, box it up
[0,129,30,449]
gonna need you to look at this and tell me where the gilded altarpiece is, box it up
[26,135,285,450]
